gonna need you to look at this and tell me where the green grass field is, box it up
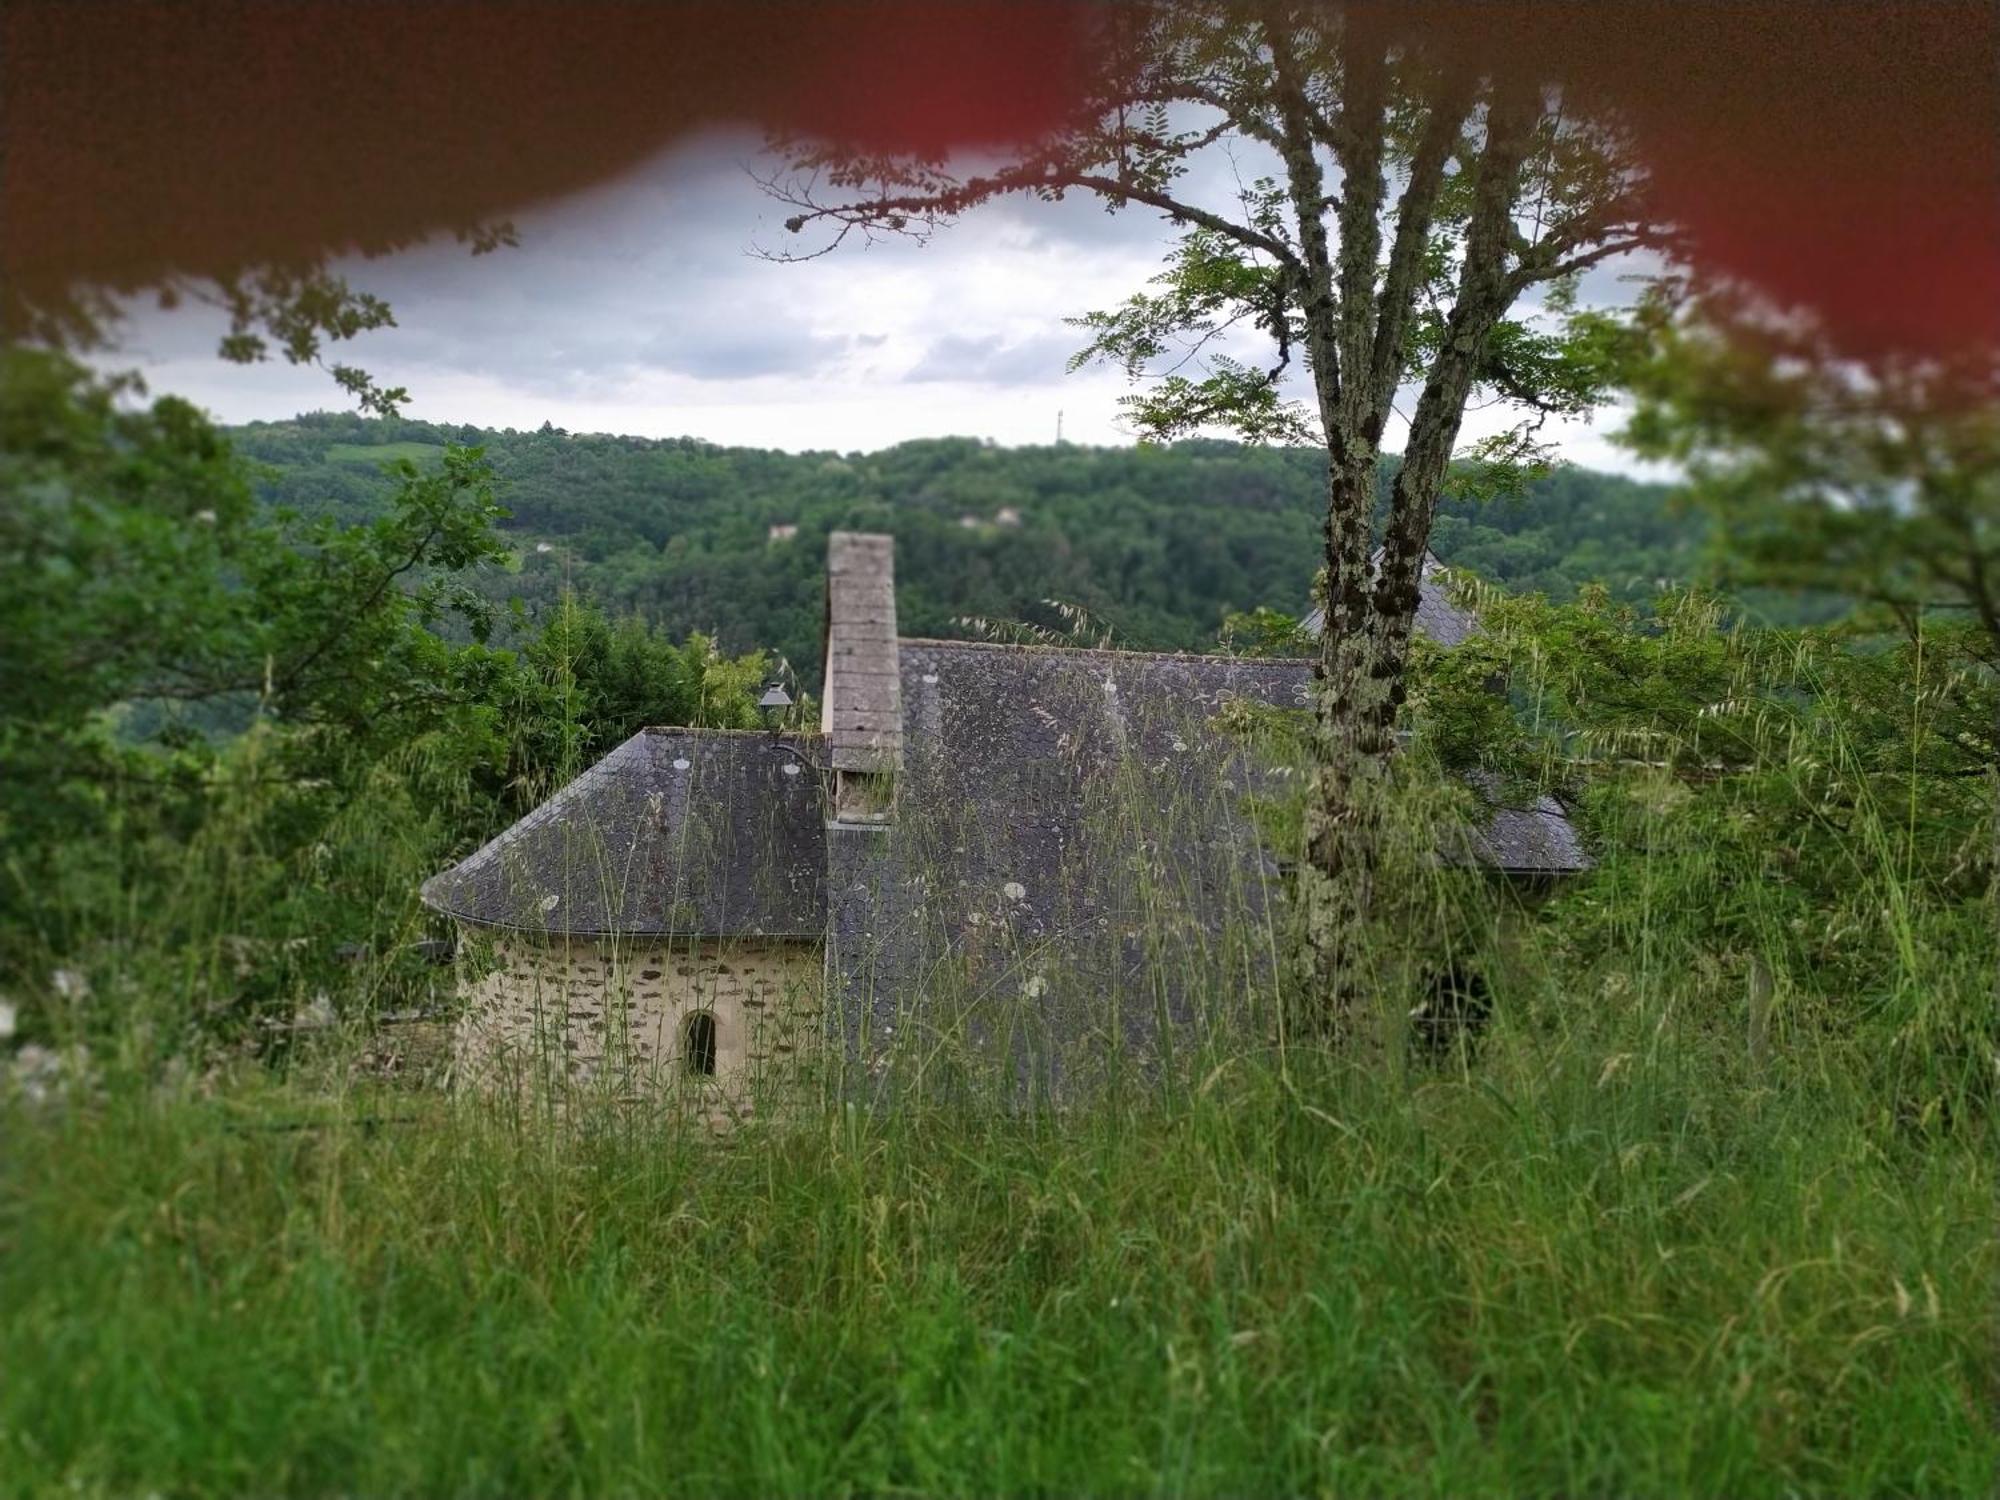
[2,1020,1991,1497]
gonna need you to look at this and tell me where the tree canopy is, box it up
[1619,280,2000,674]
[0,350,769,1018]
[229,410,1725,678]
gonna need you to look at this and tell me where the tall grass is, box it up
[1,659,1993,1496]
[2,1020,1991,1496]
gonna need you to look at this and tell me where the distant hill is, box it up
[231,411,1712,676]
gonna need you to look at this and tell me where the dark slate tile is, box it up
[420,729,826,938]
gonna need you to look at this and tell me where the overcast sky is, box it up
[110,129,1672,478]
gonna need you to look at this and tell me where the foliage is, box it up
[204,261,414,417]
[0,352,766,1044]
[1618,281,2000,663]
[230,411,1721,678]
[2,349,500,963]
[1225,569,1993,1122]
[2,349,259,810]
[506,595,777,801]
[1409,581,1995,1118]
[1217,604,1314,658]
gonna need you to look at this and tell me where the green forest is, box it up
[232,410,1732,677]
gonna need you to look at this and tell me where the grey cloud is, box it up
[321,227,863,391]
[638,323,856,381]
[107,119,1663,470]
[904,331,1082,386]
[118,128,1173,397]
[994,191,1182,254]
[1572,248,1665,308]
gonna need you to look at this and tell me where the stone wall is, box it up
[453,928,823,1103]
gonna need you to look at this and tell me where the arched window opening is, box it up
[682,1011,717,1076]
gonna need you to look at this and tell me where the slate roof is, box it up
[1459,773,1592,874]
[822,639,1585,1072]
[893,640,1301,951]
[1301,548,1478,648]
[420,729,825,937]
[897,640,1585,882]
[421,544,1584,948]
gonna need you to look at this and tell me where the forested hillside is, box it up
[232,412,1712,676]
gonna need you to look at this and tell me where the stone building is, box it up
[421,532,1588,1103]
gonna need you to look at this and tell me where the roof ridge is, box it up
[898,636,1303,666]
[636,725,822,743]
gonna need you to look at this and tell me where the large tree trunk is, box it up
[1296,454,1394,1043]
[1291,65,1539,1044]
[1266,15,1394,1043]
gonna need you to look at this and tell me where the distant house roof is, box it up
[1300,548,1478,649]
[420,729,825,938]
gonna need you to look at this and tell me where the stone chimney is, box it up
[821,532,913,1091]
[821,531,901,822]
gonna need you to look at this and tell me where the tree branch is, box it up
[1509,224,1689,295]
[1324,20,1391,449]
[1264,10,1344,440]
[1366,60,1477,441]
[1372,72,1544,682]
[1126,80,1284,151]
[764,160,1300,269]
[273,524,441,700]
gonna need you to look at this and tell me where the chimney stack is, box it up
[822,531,901,821]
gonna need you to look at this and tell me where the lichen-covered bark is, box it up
[1298,461,1392,1043]
[1370,79,1539,738]
[1269,15,1395,1041]
[1270,28,1537,1042]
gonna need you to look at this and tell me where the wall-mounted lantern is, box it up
[758,682,794,728]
